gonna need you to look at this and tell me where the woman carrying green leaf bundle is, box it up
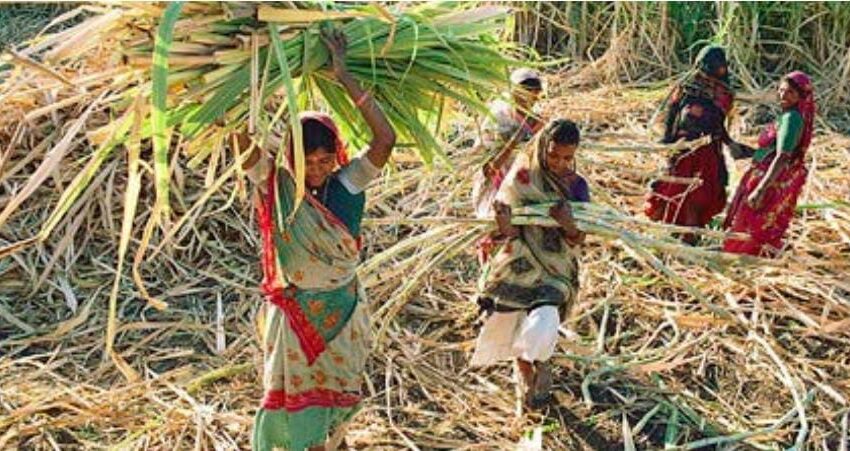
[471,119,590,409]
[473,68,544,262]
[244,29,396,451]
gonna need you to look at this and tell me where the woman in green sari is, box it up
[244,29,396,451]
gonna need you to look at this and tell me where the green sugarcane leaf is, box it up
[180,66,250,137]
[151,2,183,222]
[664,403,681,448]
[39,110,134,240]
[268,22,305,222]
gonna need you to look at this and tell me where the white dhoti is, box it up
[470,305,560,366]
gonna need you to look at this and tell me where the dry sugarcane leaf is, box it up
[0,91,106,230]
[673,313,734,330]
[257,6,371,24]
[5,48,76,89]
[44,10,125,63]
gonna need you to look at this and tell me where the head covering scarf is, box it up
[757,71,816,152]
[497,120,577,207]
[655,44,734,142]
[479,121,583,312]
[696,45,730,85]
[288,111,349,167]
[759,71,817,150]
[510,67,542,87]
[680,44,733,105]
[535,119,579,200]
[786,71,816,150]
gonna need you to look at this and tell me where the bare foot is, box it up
[525,361,553,410]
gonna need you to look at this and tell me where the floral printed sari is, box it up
[253,113,371,451]
[478,131,584,315]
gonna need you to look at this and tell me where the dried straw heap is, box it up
[1,2,850,450]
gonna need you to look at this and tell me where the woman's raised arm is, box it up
[321,28,396,169]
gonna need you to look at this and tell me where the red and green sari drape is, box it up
[253,114,371,451]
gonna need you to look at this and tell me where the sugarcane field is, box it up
[1,2,850,450]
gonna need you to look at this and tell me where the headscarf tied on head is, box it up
[656,44,734,142]
[286,111,350,168]
[787,71,816,151]
[681,44,733,105]
[758,71,816,152]
[696,45,730,85]
[534,119,576,200]
[496,121,558,209]
[510,68,542,88]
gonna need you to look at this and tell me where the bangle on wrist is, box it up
[355,91,370,108]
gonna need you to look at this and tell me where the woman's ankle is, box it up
[517,358,535,385]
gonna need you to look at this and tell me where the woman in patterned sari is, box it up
[723,71,816,256]
[644,45,749,243]
[471,119,590,409]
[473,68,545,263]
[244,29,395,451]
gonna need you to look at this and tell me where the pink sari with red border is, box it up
[723,71,816,256]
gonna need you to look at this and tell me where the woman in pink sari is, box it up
[723,71,816,256]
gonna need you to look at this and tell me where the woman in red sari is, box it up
[723,71,816,256]
[645,45,748,243]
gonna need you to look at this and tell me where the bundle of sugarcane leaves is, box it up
[142,1,519,217]
[362,186,765,341]
[0,2,521,377]
[0,1,519,254]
